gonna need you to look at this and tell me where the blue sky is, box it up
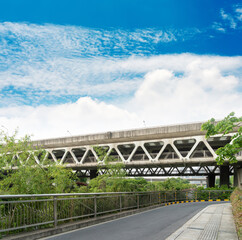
[0,0,239,28]
[0,0,241,139]
[1,0,241,55]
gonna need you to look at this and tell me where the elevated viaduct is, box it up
[33,122,242,187]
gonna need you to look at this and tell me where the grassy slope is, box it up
[230,187,242,239]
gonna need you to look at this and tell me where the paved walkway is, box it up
[166,203,238,240]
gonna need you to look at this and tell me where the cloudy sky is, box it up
[0,0,241,140]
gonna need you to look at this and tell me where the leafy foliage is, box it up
[201,112,242,165]
[85,176,196,193]
[0,128,78,194]
[94,146,126,178]
[0,129,36,169]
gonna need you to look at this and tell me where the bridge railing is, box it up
[84,150,215,163]
[0,190,232,236]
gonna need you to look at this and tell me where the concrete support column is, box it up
[234,167,238,187]
[235,167,242,189]
[234,166,242,189]
[238,168,242,189]
[220,166,230,187]
[90,169,98,179]
[207,173,215,188]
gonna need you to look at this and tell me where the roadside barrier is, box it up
[0,190,232,236]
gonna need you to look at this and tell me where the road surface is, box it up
[42,202,222,240]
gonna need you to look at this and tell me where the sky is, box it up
[0,0,241,140]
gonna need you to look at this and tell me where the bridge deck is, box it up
[33,122,206,148]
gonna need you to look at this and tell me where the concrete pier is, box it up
[207,174,215,188]
[90,170,98,179]
[220,166,230,187]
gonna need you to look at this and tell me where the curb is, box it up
[164,199,229,206]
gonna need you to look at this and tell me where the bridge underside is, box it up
[73,161,242,187]
[74,164,235,177]
[75,163,242,188]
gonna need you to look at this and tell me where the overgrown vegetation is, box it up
[80,176,197,193]
[0,129,79,194]
[230,188,242,239]
[201,112,242,165]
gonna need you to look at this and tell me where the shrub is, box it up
[230,188,242,238]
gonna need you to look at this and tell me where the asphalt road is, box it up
[42,202,221,240]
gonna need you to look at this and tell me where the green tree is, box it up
[0,128,78,194]
[94,146,126,178]
[201,112,242,165]
[86,146,126,192]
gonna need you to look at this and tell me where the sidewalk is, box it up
[166,203,238,240]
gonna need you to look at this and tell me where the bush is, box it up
[87,176,197,193]
[230,188,242,238]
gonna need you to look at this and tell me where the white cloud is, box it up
[0,22,179,60]
[220,9,237,29]
[0,54,241,140]
[212,22,226,32]
[1,54,241,102]
[0,22,241,139]
[0,97,141,139]
[128,66,241,126]
[218,6,242,30]
[0,22,201,105]
[235,7,242,21]
[1,22,241,107]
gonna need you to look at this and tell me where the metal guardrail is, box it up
[0,190,232,235]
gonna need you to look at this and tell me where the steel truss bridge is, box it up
[29,122,242,187]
